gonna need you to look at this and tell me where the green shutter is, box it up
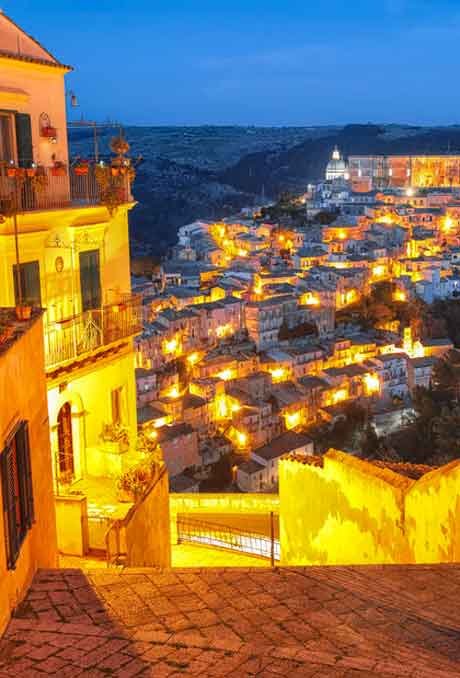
[79,250,101,311]
[1,444,20,569]
[13,261,41,307]
[15,113,33,168]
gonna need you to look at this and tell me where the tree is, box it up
[432,405,460,463]
[432,350,460,398]
[315,210,338,225]
[361,424,380,458]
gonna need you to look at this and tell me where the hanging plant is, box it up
[95,164,125,215]
[110,135,130,157]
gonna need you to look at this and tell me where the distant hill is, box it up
[68,124,460,255]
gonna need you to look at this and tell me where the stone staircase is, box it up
[2,564,460,676]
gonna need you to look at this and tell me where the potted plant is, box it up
[15,305,32,321]
[101,422,130,453]
[74,161,90,176]
[116,464,151,502]
[7,165,17,178]
[26,167,36,178]
[0,324,14,346]
[51,160,67,177]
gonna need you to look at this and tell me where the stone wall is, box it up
[125,463,171,568]
[279,449,460,566]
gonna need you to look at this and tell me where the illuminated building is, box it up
[0,17,140,516]
[349,154,460,191]
[0,308,57,632]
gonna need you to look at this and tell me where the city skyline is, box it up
[4,0,460,126]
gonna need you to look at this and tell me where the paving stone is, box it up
[4,565,460,676]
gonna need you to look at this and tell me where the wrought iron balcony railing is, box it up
[44,295,143,370]
[0,164,132,215]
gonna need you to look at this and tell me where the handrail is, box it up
[45,294,143,369]
[105,519,124,567]
[177,513,280,563]
[0,164,132,214]
[104,463,167,568]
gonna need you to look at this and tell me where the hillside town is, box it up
[131,148,460,492]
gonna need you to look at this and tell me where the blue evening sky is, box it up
[3,0,460,126]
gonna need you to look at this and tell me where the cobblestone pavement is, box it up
[2,564,460,676]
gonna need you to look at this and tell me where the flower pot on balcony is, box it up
[26,168,36,178]
[51,165,66,177]
[111,167,120,177]
[15,168,26,179]
[7,168,16,178]
[41,126,57,139]
[15,305,32,321]
[74,165,89,176]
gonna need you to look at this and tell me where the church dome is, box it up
[325,146,348,181]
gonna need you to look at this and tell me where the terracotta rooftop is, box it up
[0,48,72,70]
[372,460,435,480]
[3,564,460,676]
[284,453,324,467]
[284,452,435,481]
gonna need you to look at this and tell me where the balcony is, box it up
[0,164,132,215]
[44,294,142,370]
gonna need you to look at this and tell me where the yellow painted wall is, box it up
[405,461,460,563]
[47,347,137,478]
[55,495,89,556]
[0,315,58,634]
[279,450,412,566]
[0,205,133,319]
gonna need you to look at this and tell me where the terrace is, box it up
[45,294,143,370]
[0,163,133,215]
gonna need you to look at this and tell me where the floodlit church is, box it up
[325,146,349,181]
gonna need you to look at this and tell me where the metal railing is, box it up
[105,519,127,567]
[0,164,132,213]
[44,294,143,369]
[177,513,280,564]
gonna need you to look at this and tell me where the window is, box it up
[14,113,33,168]
[13,260,41,307]
[79,250,101,312]
[1,421,34,570]
[0,114,13,163]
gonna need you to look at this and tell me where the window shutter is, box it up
[79,250,101,311]
[15,113,33,168]
[13,261,41,307]
[1,445,20,569]
[17,422,34,529]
